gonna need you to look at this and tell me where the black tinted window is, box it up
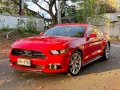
[43,26,85,37]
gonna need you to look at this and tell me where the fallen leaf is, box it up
[37,86,43,90]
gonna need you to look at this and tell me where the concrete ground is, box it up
[0,43,120,90]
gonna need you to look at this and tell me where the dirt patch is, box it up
[0,31,38,58]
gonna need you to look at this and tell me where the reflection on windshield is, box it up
[43,26,85,37]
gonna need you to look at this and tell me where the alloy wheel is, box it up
[69,51,82,76]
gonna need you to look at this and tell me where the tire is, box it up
[103,43,110,60]
[69,51,82,76]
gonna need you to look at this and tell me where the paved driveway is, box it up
[0,45,120,90]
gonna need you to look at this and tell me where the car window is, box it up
[43,26,85,37]
[86,26,92,37]
[87,26,102,37]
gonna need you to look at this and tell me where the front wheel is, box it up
[69,51,82,76]
[103,43,110,60]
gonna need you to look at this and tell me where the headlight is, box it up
[50,49,69,55]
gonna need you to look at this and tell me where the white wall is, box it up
[98,22,120,36]
[98,13,120,37]
[0,14,44,30]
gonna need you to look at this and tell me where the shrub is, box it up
[0,26,10,32]
[25,18,37,33]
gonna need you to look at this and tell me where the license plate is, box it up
[17,58,31,66]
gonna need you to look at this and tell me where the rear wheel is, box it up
[103,43,110,60]
[69,51,82,76]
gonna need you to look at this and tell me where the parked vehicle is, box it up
[9,24,110,76]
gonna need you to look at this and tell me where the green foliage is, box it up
[25,18,36,33]
[86,15,108,26]
[16,17,40,34]
[72,0,117,23]
[0,0,19,15]
[110,36,120,41]
[66,6,76,16]
[17,18,26,34]
[0,26,10,32]
[16,27,26,34]
[76,0,105,23]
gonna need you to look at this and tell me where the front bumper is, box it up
[9,52,71,73]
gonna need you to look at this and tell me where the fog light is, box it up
[49,64,62,70]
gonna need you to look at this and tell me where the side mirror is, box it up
[86,33,97,41]
[40,32,44,35]
[89,33,97,38]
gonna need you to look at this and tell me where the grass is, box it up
[110,36,120,41]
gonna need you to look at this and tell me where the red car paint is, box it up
[9,24,110,74]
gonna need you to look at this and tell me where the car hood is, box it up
[12,36,78,50]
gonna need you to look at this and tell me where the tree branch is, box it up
[11,0,51,21]
[43,0,49,5]
[33,0,49,14]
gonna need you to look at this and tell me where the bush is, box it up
[17,17,40,34]
[25,18,37,33]
[0,26,10,32]
[110,36,120,41]
[16,27,26,34]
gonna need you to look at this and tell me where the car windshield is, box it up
[43,26,85,37]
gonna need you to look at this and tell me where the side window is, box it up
[86,27,92,37]
[86,26,102,37]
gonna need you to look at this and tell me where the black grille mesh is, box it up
[11,49,46,59]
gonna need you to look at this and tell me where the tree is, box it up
[0,0,36,16]
[105,0,117,13]
[0,0,19,14]
[74,0,117,23]
[10,0,69,25]
[32,0,69,25]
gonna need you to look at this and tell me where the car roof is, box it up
[56,23,89,27]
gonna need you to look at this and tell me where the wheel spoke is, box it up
[105,46,110,59]
[72,65,76,74]
[72,53,77,60]
[70,60,74,65]
[69,52,82,75]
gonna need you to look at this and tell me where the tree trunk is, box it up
[51,16,58,26]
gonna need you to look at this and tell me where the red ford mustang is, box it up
[9,24,110,76]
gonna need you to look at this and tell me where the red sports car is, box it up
[9,24,110,76]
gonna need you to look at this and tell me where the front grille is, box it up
[11,49,46,59]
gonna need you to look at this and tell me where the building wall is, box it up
[98,22,120,36]
[97,13,120,37]
[0,14,44,30]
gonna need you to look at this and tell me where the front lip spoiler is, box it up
[10,64,44,74]
[10,63,66,74]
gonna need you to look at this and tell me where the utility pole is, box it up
[57,0,61,24]
[19,0,24,15]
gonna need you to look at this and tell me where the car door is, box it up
[83,26,96,62]
[92,26,103,56]
[83,26,102,63]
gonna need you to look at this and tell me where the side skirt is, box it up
[82,56,102,66]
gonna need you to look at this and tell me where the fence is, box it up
[0,13,44,31]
